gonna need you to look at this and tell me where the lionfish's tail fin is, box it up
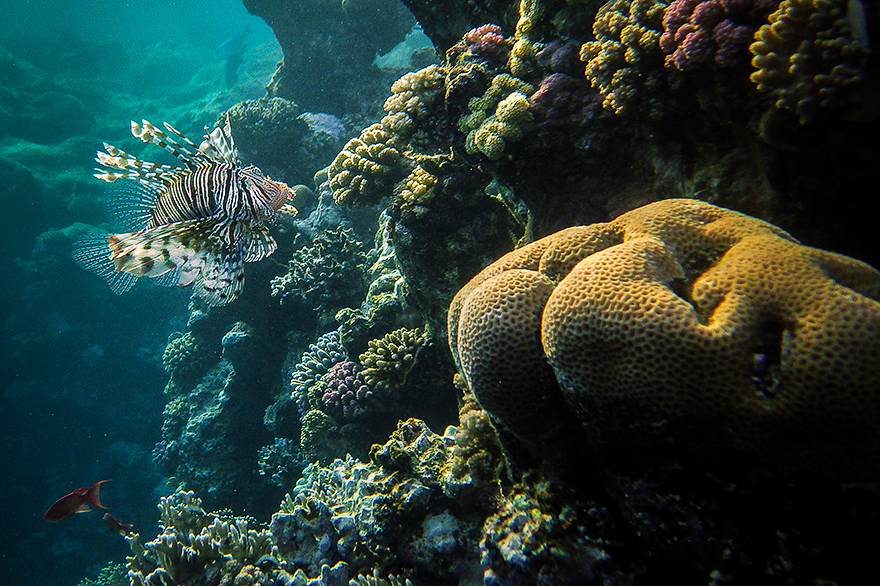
[94,144,186,187]
[131,120,206,169]
[199,114,239,165]
[72,232,138,295]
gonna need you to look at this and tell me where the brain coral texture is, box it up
[449,198,880,479]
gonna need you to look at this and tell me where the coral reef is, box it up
[449,198,880,480]
[660,0,780,70]
[749,0,871,124]
[580,0,671,117]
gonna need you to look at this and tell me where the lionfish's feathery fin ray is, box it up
[240,224,277,262]
[72,233,138,295]
[131,120,207,169]
[103,179,161,232]
[94,143,186,188]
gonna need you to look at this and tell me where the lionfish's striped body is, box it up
[75,117,296,305]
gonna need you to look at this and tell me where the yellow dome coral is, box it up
[449,199,880,479]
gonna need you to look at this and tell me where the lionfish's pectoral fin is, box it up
[72,232,138,295]
[194,248,245,306]
[241,224,277,262]
[108,220,211,279]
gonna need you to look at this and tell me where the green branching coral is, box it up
[460,73,536,159]
[270,226,368,314]
[328,65,446,206]
[750,0,870,124]
[358,327,429,391]
[580,0,670,118]
[127,491,278,586]
[470,91,535,160]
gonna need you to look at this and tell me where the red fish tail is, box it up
[86,479,112,509]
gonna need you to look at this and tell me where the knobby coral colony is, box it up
[74,117,297,306]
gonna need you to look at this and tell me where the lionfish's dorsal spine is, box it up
[94,143,186,187]
[198,115,239,165]
[132,120,208,169]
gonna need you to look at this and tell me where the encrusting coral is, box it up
[449,198,880,480]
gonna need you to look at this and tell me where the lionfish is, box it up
[74,117,296,306]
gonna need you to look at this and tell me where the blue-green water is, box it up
[1,2,278,584]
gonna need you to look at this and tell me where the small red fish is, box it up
[103,512,134,535]
[43,480,111,522]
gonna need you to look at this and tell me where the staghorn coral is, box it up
[580,0,671,117]
[328,66,446,207]
[449,198,880,480]
[358,327,429,391]
[659,0,780,70]
[749,0,871,124]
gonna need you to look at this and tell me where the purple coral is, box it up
[320,360,375,419]
[660,0,779,71]
[536,39,584,77]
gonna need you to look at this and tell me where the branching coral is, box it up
[289,330,348,417]
[749,0,871,124]
[358,327,429,391]
[328,66,446,206]
[320,360,376,419]
[659,0,780,70]
[270,226,368,313]
[127,491,279,586]
[580,0,671,117]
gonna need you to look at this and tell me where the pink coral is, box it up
[320,360,375,419]
[660,0,779,70]
[463,24,511,59]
